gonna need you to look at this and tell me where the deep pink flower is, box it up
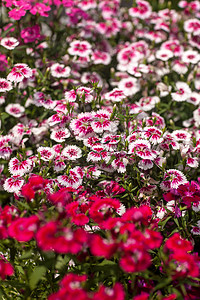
[8,215,39,242]
[93,283,125,300]
[0,258,14,280]
[90,234,117,259]
[164,233,193,253]
[132,293,149,300]
[21,25,41,43]
[48,188,72,206]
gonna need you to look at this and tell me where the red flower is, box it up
[120,251,151,273]
[89,197,121,224]
[48,188,72,206]
[0,257,14,280]
[36,221,58,251]
[65,202,89,226]
[93,283,125,300]
[49,274,88,300]
[90,234,117,259]
[122,205,152,226]
[54,228,88,254]
[8,215,39,242]
[132,292,149,300]
[169,252,199,279]
[143,229,163,249]
[164,233,193,253]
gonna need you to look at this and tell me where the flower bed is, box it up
[0,0,200,299]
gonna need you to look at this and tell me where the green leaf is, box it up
[20,250,33,260]
[55,255,69,270]
[0,112,9,122]
[153,277,172,291]
[158,216,171,228]
[29,266,47,290]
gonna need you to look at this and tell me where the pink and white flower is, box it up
[57,168,83,189]
[50,128,70,143]
[53,156,66,172]
[87,146,110,163]
[138,159,153,170]
[37,147,55,161]
[104,89,126,102]
[70,112,94,139]
[5,103,25,118]
[81,72,103,86]
[187,157,199,168]
[160,169,188,190]
[8,157,32,176]
[7,64,32,83]
[65,87,93,103]
[129,139,157,160]
[50,63,71,78]
[184,18,200,36]
[118,77,140,96]
[129,0,152,19]
[117,47,143,71]
[187,92,200,105]
[161,40,183,56]
[34,92,56,109]
[0,37,19,50]
[111,156,129,173]
[137,96,160,111]
[91,50,111,65]
[156,49,173,61]
[96,18,121,38]
[3,176,24,193]
[0,78,12,92]
[62,145,82,161]
[127,63,150,77]
[171,129,191,142]
[142,127,163,145]
[68,40,92,57]
[171,82,191,102]
[181,50,200,64]
[91,110,118,133]
[172,60,188,74]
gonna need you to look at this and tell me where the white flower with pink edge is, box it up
[129,139,156,160]
[138,159,153,170]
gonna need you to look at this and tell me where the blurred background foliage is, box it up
[121,0,194,10]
